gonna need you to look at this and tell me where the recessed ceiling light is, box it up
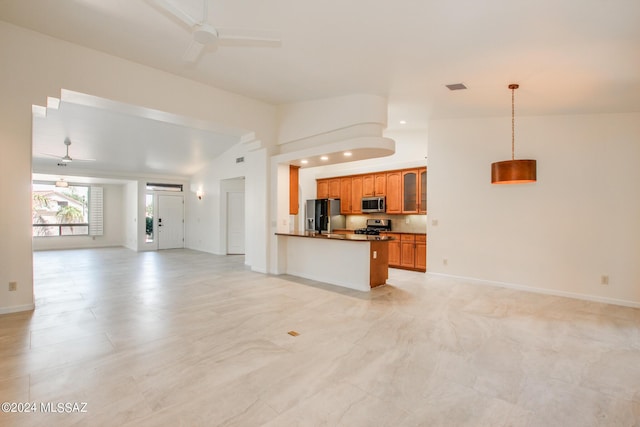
[300,159,308,164]
[320,156,329,161]
[344,152,352,157]
[446,83,467,91]
[399,120,407,125]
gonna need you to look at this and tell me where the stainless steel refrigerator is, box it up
[305,199,345,233]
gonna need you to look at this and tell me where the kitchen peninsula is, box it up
[275,232,393,292]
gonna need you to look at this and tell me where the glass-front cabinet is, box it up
[402,170,418,213]
[419,167,427,213]
[401,168,427,214]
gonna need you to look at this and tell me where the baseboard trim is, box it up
[0,303,35,315]
[427,272,640,309]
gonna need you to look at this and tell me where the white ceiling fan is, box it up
[148,0,282,62]
[40,138,96,163]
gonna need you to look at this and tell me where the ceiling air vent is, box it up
[236,157,245,163]
[446,83,467,91]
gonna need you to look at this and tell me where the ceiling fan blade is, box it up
[182,39,207,62]
[147,0,199,28]
[216,28,282,48]
[71,158,96,162]
[39,152,64,159]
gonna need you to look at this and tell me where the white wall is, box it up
[0,21,276,314]
[123,181,138,250]
[33,184,125,250]
[428,113,640,306]
[277,94,388,145]
[187,141,248,255]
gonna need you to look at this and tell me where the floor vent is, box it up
[446,83,467,91]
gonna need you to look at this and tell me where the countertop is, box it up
[333,229,426,236]
[275,232,394,241]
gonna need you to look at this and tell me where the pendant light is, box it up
[491,84,536,184]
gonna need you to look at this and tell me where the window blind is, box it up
[89,186,104,236]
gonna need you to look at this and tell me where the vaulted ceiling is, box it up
[2,0,639,176]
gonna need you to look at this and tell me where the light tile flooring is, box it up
[1,248,639,426]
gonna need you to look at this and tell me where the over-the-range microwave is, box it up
[361,196,386,213]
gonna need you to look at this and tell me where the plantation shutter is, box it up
[89,186,104,236]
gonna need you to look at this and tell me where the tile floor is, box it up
[1,247,639,426]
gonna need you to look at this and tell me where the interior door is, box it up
[158,195,184,250]
[227,192,245,254]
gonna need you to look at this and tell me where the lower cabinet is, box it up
[415,234,427,271]
[381,232,426,272]
[400,234,416,269]
[386,233,401,266]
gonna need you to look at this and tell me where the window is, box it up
[32,183,89,237]
[146,193,154,243]
[146,183,183,192]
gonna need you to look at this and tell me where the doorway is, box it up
[227,191,245,254]
[158,194,184,249]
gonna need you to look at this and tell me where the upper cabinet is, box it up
[351,175,363,214]
[374,173,386,196]
[386,171,402,214]
[362,174,374,197]
[316,178,340,199]
[289,165,300,215]
[403,167,427,214]
[419,167,427,214]
[362,173,386,197]
[317,179,329,199]
[340,177,352,214]
[316,166,426,215]
[402,169,419,214]
[328,178,340,199]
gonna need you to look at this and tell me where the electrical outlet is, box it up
[373,251,377,259]
[8,281,17,291]
[432,219,438,226]
[443,258,448,266]
[600,275,609,285]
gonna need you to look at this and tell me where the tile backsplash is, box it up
[346,214,427,234]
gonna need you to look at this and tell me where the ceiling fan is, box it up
[148,0,282,62]
[40,138,96,163]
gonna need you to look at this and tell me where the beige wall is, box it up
[428,113,640,306]
[0,22,277,313]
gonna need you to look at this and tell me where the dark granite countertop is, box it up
[275,232,394,241]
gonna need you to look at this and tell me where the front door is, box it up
[158,195,184,249]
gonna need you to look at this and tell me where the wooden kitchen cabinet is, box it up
[400,234,416,268]
[317,179,329,199]
[382,233,401,267]
[362,173,386,197]
[402,169,419,214]
[328,178,341,199]
[289,165,300,215]
[362,174,374,197]
[340,177,352,214]
[374,173,386,196]
[351,175,363,214]
[316,166,426,216]
[415,234,427,270]
[386,171,402,214]
[418,167,427,214]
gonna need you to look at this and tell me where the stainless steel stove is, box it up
[354,219,391,235]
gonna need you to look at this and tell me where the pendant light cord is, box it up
[511,85,515,161]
